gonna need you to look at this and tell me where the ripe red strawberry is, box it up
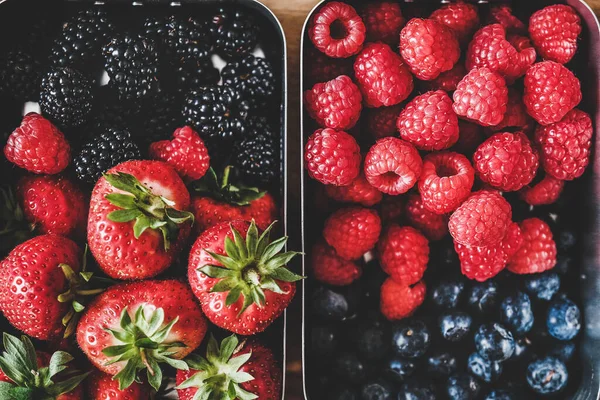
[400,18,461,81]
[523,61,582,126]
[405,193,448,241]
[325,173,383,207]
[422,63,466,93]
[311,241,361,286]
[148,126,210,182]
[534,108,592,181]
[77,279,206,391]
[508,218,557,274]
[323,207,381,260]
[306,48,353,85]
[378,225,429,285]
[529,5,581,64]
[491,89,533,132]
[418,152,475,214]
[304,128,361,186]
[451,121,484,154]
[176,335,282,400]
[453,67,508,127]
[309,2,366,58]
[520,174,565,206]
[87,160,193,280]
[365,104,403,140]
[361,1,405,45]
[380,278,426,321]
[364,137,423,195]
[188,220,301,335]
[489,5,526,35]
[88,370,150,400]
[473,132,539,192]
[3,112,70,175]
[430,1,480,44]
[17,174,86,238]
[449,190,512,247]
[380,195,404,222]
[397,90,459,151]
[305,75,363,130]
[354,42,414,107]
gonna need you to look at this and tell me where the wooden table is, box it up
[258,1,600,398]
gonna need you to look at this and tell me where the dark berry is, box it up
[439,312,472,342]
[526,356,568,395]
[524,272,560,301]
[144,15,212,62]
[233,116,278,186]
[139,91,183,143]
[467,352,502,383]
[548,341,576,362]
[0,51,41,101]
[557,229,577,253]
[484,390,516,400]
[210,8,259,60]
[427,352,458,376]
[334,352,367,383]
[397,382,436,400]
[547,297,581,340]
[391,319,430,358]
[511,337,532,361]
[360,380,394,400]
[222,54,276,107]
[385,357,417,383]
[311,325,337,356]
[500,292,534,335]
[446,374,481,400]
[175,58,220,93]
[474,323,515,361]
[430,279,465,309]
[467,281,499,314]
[311,286,350,321]
[354,318,390,362]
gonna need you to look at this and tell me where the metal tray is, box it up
[299,1,600,399]
[0,0,289,397]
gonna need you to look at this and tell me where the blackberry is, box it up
[102,34,159,101]
[39,67,94,128]
[49,8,114,71]
[175,58,220,93]
[144,15,212,61]
[139,91,183,143]
[222,54,276,107]
[74,127,141,184]
[83,87,143,139]
[0,51,41,101]
[233,116,278,186]
[210,8,259,60]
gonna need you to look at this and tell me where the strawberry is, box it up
[380,278,426,321]
[188,220,302,335]
[311,241,362,286]
[87,370,150,400]
[176,335,282,400]
[76,279,206,391]
[87,160,193,280]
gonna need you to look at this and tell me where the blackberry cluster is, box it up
[74,127,141,184]
[222,54,275,107]
[144,15,212,61]
[0,51,41,101]
[175,59,220,93]
[210,9,259,60]
[140,91,183,143]
[234,116,278,186]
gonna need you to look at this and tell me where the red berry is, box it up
[306,47,354,85]
[311,241,362,286]
[418,152,475,214]
[430,1,480,44]
[325,173,383,206]
[453,67,508,127]
[520,174,565,206]
[309,2,366,58]
[354,43,414,108]
[305,75,363,130]
[323,206,382,260]
[523,61,582,126]
[304,128,362,186]
[397,90,459,151]
[4,113,70,175]
[365,104,403,140]
[449,190,512,247]
[422,63,466,93]
[529,5,581,64]
[364,137,423,195]
[455,241,508,282]
[451,121,484,154]
[489,5,527,35]
[508,218,557,274]
[380,195,404,222]
[507,34,534,53]
[399,18,461,81]
[378,224,429,285]
[473,132,539,192]
[405,193,448,241]
[380,278,426,321]
[491,88,533,132]
[502,222,524,260]
[361,1,405,45]
[534,108,592,181]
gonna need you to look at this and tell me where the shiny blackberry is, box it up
[174,58,220,93]
[0,51,41,101]
[74,127,141,184]
[102,34,159,100]
[144,15,212,61]
[210,8,259,60]
[39,67,94,128]
[233,116,278,186]
[222,54,275,107]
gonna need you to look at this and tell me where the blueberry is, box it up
[427,352,458,376]
[311,325,337,356]
[511,337,531,360]
[446,374,481,400]
[329,387,359,400]
[499,292,534,335]
[467,352,502,383]
[355,319,390,362]
[391,319,430,358]
[524,272,560,301]
[484,389,515,400]
[548,341,576,362]
[398,381,436,400]
[439,312,472,342]
[311,286,349,321]
[474,323,515,361]
[547,297,581,340]
[431,279,465,309]
[385,357,417,383]
[334,352,367,382]
[557,229,577,253]
[526,356,568,395]
[360,379,394,400]
[467,281,499,314]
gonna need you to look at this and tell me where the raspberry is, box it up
[325,173,382,206]
[304,128,362,186]
[529,5,581,64]
[473,132,539,192]
[449,190,512,247]
[455,242,507,282]
[451,121,484,154]
[4,113,70,175]
[468,25,536,84]
[491,89,533,132]
[523,61,582,126]
[520,174,565,206]
[305,75,363,130]
[422,63,466,93]
[534,108,592,181]
[311,241,362,286]
[399,18,461,81]
[365,105,403,140]
[323,206,382,260]
[305,48,353,85]
[502,222,524,260]
[364,137,423,195]
[508,218,557,274]
[354,43,414,108]
[378,225,429,285]
[397,90,459,151]
[361,1,405,45]
[380,195,404,222]
[418,152,475,215]
[380,278,426,321]
[507,34,534,52]
[489,5,526,35]
[405,193,448,241]
[430,1,480,44]
[309,2,366,58]
[453,67,508,127]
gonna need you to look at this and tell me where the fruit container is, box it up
[0,0,291,397]
[300,1,600,399]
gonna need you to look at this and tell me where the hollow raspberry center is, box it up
[330,19,348,39]
[436,164,457,178]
